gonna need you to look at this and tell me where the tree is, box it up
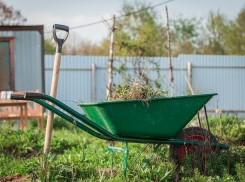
[171,15,201,56]
[223,5,245,55]
[44,31,109,56]
[198,7,245,55]
[115,1,167,57]
[0,0,26,25]
[114,1,167,86]
[44,36,56,55]
[199,11,227,55]
[63,32,109,55]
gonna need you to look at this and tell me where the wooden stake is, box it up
[106,15,116,98]
[187,61,192,88]
[182,64,201,127]
[91,63,96,102]
[166,6,173,96]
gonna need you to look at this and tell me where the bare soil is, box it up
[96,168,118,178]
[0,174,30,182]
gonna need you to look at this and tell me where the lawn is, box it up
[0,115,245,181]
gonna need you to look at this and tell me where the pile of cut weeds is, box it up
[107,79,169,101]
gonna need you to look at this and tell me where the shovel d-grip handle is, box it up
[53,24,69,53]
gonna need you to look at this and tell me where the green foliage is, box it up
[1,116,245,181]
[112,1,167,86]
[29,115,75,130]
[0,127,81,158]
[44,37,56,55]
[181,6,245,55]
[171,15,201,56]
[114,1,245,57]
[223,5,245,55]
[45,2,245,56]
[204,116,245,143]
[200,11,227,55]
[115,1,166,57]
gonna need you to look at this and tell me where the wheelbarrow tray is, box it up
[79,93,217,140]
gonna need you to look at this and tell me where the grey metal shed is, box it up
[0,25,44,92]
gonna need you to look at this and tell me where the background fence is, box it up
[45,54,245,116]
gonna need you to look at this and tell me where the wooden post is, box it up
[20,106,23,130]
[187,61,192,87]
[166,6,173,96]
[44,24,69,154]
[183,62,201,127]
[91,63,96,102]
[24,103,28,130]
[106,15,116,98]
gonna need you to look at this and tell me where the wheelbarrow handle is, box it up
[11,94,27,100]
[11,92,44,100]
[53,24,69,53]
[24,92,44,99]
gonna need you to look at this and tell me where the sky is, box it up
[5,0,245,42]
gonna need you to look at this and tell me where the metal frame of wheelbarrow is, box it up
[11,92,229,177]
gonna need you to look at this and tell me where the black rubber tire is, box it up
[169,127,218,173]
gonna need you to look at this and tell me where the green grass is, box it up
[193,115,245,143]
[0,116,245,181]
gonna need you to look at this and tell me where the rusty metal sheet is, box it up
[0,41,11,91]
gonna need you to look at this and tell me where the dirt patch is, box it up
[0,174,30,182]
[96,168,118,178]
[3,147,40,159]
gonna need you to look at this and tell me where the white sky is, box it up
[5,0,245,42]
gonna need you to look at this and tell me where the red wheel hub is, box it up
[178,135,209,164]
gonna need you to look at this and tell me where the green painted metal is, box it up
[32,99,110,140]
[123,143,128,177]
[107,146,128,153]
[79,94,217,139]
[107,142,129,177]
[142,143,161,169]
[129,143,150,169]
[32,95,229,149]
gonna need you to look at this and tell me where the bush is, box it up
[29,115,75,130]
[204,116,245,143]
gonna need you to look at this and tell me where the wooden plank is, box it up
[0,90,44,130]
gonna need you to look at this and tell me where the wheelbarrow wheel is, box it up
[169,127,218,174]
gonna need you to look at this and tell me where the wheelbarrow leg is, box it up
[107,142,129,178]
[204,106,210,133]
[123,142,129,177]
[197,111,202,127]
[142,143,161,169]
[129,143,150,169]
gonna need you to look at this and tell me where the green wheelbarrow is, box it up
[11,92,229,176]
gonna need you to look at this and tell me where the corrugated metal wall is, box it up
[0,31,43,92]
[45,55,245,115]
[178,55,245,113]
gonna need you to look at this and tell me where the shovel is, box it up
[44,24,69,154]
